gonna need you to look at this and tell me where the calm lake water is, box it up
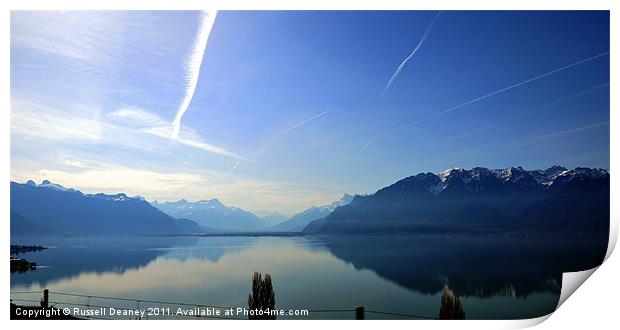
[10,234,607,320]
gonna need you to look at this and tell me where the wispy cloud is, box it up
[107,107,167,127]
[381,11,442,98]
[170,132,245,160]
[11,99,103,141]
[363,51,610,151]
[107,107,245,160]
[11,11,123,62]
[278,110,330,135]
[11,100,244,161]
[171,10,218,140]
[36,167,204,194]
[11,160,341,214]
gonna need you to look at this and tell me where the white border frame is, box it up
[2,1,617,329]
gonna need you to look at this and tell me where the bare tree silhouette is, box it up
[248,272,276,320]
[438,286,465,320]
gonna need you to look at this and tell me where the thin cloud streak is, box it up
[146,125,245,160]
[363,51,610,151]
[226,160,241,175]
[279,110,330,135]
[106,107,245,160]
[243,110,331,166]
[502,121,609,149]
[421,121,609,169]
[171,10,218,139]
[542,82,609,108]
[176,136,245,160]
[381,11,442,98]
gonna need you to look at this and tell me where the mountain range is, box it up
[10,180,203,236]
[10,165,610,236]
[254,210,289,227]
[151,194,358,232]
[151,199,265,231]
[269,194,356,232]
[303,166,609,234]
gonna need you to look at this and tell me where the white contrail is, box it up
[176,136,245,160]
[362,51,610,151]
[381,11,442,98]
[145,125,245,160]
[502,121,609,149]
[542,82,609,108]
[414,121,609,169]
[171,10,218,140]
[227,160,241,174]
[279,110,330,135]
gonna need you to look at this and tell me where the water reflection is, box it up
[315,234,607,298]
[10,236,199,288]
[10,234,607,319]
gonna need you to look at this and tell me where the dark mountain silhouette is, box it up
[10,181,203,235]
[10,211,57,236]
[521,175,610,231]
[304,166,609,234]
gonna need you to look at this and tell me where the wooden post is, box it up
[41,289,49,308]
[355,306,364,320]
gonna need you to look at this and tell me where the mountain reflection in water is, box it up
[314,234,606,298]
[10,233,607,319]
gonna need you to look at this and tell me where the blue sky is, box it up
[10,11,610,214]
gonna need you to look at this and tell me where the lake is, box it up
[10,234,607,320]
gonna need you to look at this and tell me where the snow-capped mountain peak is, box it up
[438,165,607,188]
[329,193,356,209]
[151,197,264,231]
[29,179,77,193]
[395,166,608,197]
[198,198,225,208]
[440,167,463,181]
[85,192,142,202]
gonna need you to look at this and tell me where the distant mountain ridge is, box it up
[255,211,289,226]
[304,166,610,234]
[11,180,203,236]
[270,194,357,232]
[152,199,265,231]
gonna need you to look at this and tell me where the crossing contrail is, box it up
[381,11,442,98]
[279,110,330,135]
[412,121,609,170]
[227,160,241,174]
[171,10,218,139]
[502,121,609,149]
[362,51,610,151]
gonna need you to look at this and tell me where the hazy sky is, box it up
[10,11,610,214]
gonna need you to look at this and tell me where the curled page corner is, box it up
[507,314,552,329]
[554,219,615,310]
[539,224,616,324]
[557,266,599,309]
[512,266,602,328]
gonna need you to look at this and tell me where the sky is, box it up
[10,11,610,215]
